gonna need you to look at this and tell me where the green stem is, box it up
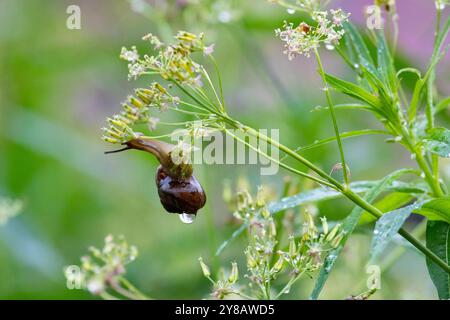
[274,271,305,300]
[314,48,350,186]
[343,189,450,274]
[242,125,450,274]
[119,277,151,300]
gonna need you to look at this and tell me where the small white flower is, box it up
[120,46,140,62]
[87,277,105,295]
[147,117,160,131]
[128,63,146,80]
[276,9,350,59]
[203,44,215,55]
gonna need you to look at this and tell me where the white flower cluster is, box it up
[275,9,350,59]
[102,82,178,144]
[71,235,138,296]
[119,31,214,85]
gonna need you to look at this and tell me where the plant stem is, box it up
[119,277,151,300]
[242,125,450,274]
[274,271,305,300]
[343,189,450,274]
[314,48,350,187]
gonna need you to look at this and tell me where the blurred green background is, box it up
[0,0,449,299]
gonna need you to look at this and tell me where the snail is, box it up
[105,138,206,220]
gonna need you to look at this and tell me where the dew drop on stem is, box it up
[330,163,351,184]
[179,213,196,224]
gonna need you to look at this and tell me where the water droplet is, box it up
[436,1,445,10]
[420,172,426,178]
[325,44,335,50]
[330,163,351,184]
[287,8,295,14]
[410,153,416,160]
[394,136,402,142]
[353,63,360,69]
[179,213,196,224]
[374,230,379,235]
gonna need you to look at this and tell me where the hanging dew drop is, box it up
[435,1,445,10]
[287,8,295,14]
[325,44,335,50]
[330,163,351,184]
[179,213,196,224]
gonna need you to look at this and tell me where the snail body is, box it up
[106,137,206,216]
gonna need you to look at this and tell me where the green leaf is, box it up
[325,73,382,109]
[343,22,375,67]
[396,67,422,80]
[435,96,450,114]
[426,220,450,299]
[218,177,425,256]
[312,103,374,112]
[376,31,397,93]
[268,179,425,216]
[414,197,450,224]
[369,202,423,263]
[423,127,450,158]
[293,129,389,153]
[359,192,415,225]
[310,169,416,299]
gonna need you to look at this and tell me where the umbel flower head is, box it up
[120,31,213,84]
[101,32,213,218]
[275,9,350,59]
[65,235,138,296]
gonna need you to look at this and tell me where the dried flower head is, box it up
[119,31,213,86]
[101,82,178,144]
[275,9,350,59]
[65,235,139,297]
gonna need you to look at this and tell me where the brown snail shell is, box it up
[105,137,206,215]
[156,166,206,214]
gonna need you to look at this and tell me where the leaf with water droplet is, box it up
[330,163,351,184]
[310,169,417,300]
[369,202,423,263]
[414,197,450,224]
[423,127,450,158]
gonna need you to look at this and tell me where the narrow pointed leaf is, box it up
[324,73,382,108]
[369,202,423,263]
[310,169,416,299]
[414,197,450,224]
[423,127,450,158]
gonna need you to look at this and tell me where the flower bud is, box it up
[228,262,238,283]
[289,236,297,258]
[320,216,329,235]
[330,233,344,248]
[272,256,284,273]
[326,223,341,242]
[198,257,211,278]
[246,251,257,268]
